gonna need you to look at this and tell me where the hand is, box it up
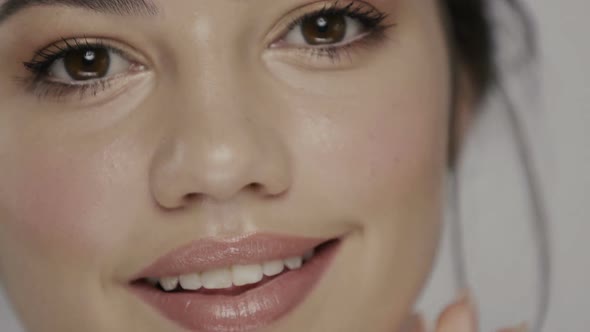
[401,290,528,332]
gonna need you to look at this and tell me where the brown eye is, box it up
[47,45,132,83]
[63,48,110,81]
[282,12,366,48]
[301,14,346,45]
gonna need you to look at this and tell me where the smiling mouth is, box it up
[129,235,341,332]
[133,239,334,295]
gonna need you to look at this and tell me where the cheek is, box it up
[0,139,141,263]
[343,107,446,194]
[0,83,155,263]
[0,152,106,253]
[291,85,449,217]
[315,96,448,328]
[284,92,448,330]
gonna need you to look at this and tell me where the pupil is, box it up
[83,51,96,63]
[316,17,328,30]
[64,47,110,81]
[302,14,346,45]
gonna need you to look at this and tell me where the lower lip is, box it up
[131,240,341,332]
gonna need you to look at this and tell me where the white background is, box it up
[419,0,589,331]
[1,1,589,331]
[524,0,589,330]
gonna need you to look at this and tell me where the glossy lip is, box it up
[129,233,342,332]
[132,233,332,279]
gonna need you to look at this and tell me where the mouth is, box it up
[129,234,342,332]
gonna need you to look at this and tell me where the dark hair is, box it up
[442,2,550,332]
[442,0,495,164]
[443,0,536,98]
[444,0,494,97]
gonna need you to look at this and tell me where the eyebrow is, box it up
[0,0,159,24]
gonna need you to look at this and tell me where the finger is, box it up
[398,313,427,332]
[435,290,478,332]
[497,322,528,332]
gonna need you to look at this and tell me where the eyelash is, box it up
[21,1,392,100]
[22,38,130,100]
[282,1,392,60]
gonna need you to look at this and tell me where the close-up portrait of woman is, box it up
[0,0,587,331]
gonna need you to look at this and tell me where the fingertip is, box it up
[497,322,528,332]
[435,290,478,332]
[399,313,427,332]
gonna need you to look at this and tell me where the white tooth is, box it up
[303,249,315,261]
[284,256,303,270]
[179,273,202,290]
[262,260,285,277]
[160,276,179,291]
[232,264,263,286]
[201,268,232,289]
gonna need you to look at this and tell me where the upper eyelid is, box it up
[268,0,388,46]
[19,40,152,101]
[25,38,104,70]
[23,2,385,58]
[22,37,153,84]
[289,1,386,27]
[22,2,388,74]
[26,37,150,68]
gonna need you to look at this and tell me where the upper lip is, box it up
[132,233,330,280]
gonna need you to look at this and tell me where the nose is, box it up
[149,81,291,209]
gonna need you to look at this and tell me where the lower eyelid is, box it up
[265,30,390,70]
[26,69,152,104]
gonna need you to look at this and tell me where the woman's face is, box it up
[0,0,455,331]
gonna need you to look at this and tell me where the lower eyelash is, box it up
[20,77,112,101]
[20,37,125,100]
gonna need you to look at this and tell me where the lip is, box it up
[130,233,342,332]
[132,233,332,279]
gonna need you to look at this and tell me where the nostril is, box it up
[248,183,263,192]
[247,183,281,197]
[183,192,203,204]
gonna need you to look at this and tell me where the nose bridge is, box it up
[178,45,263,171]
[149,51,291,207]
[174,110,264,197]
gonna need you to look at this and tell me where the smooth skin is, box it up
[0,0,524,331]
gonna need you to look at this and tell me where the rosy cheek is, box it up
[343,130,441,207]
[0,149,118,256]
[297,98,447,211]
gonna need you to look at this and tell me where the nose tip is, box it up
[149,126,291,210]
[147,52,291,210]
